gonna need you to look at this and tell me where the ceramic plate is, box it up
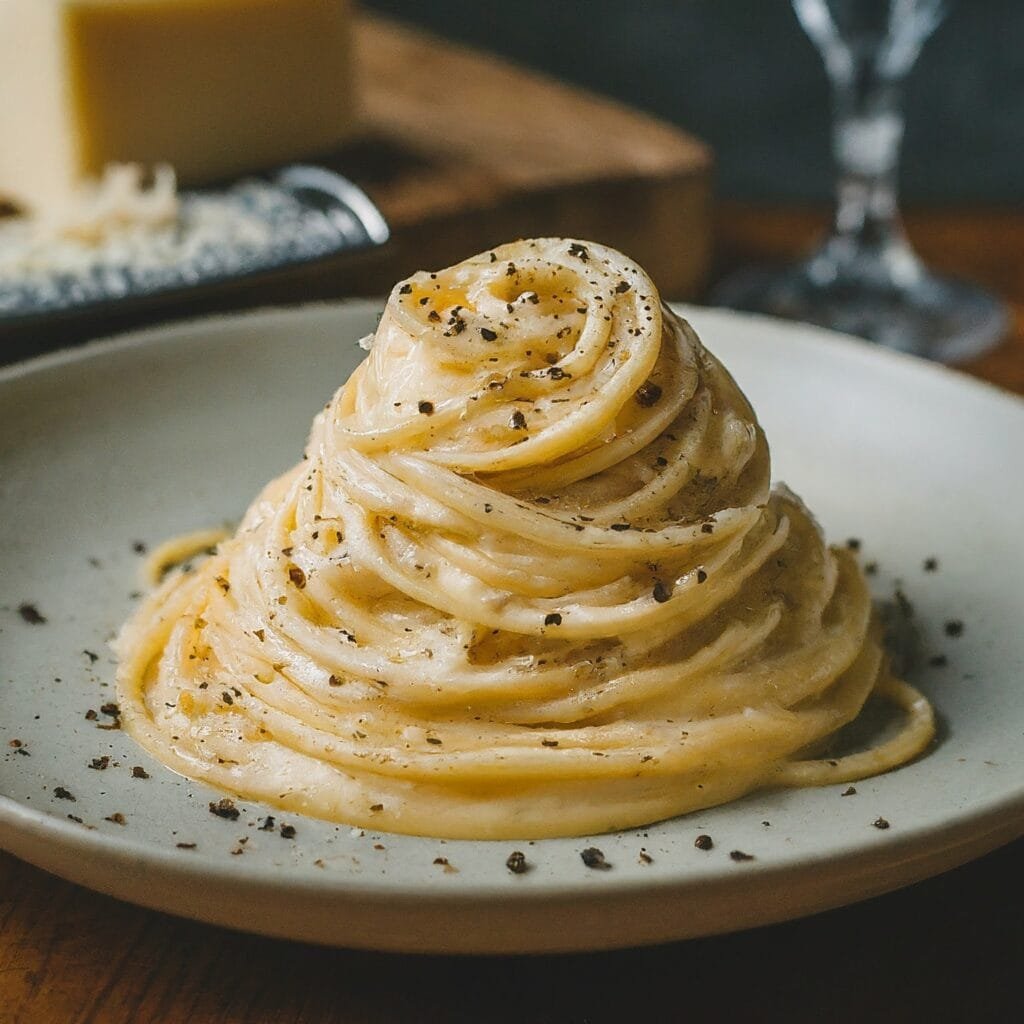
[1,304,1022,954]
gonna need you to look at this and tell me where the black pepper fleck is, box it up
[17,603,46,625]
[418,401,435,415]
[580,847,611,870]
[544,613,562,626]
[873,817,891,830]
[729,850,755,862]
[209,798,240,821]
[694,834,713,851]
[634,382,662,407]
[506,850,529,874]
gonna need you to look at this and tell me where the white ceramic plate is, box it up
[2,303,1022,955]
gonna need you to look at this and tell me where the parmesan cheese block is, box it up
[0,0,357,213]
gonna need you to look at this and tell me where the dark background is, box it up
[365,0,1023,205]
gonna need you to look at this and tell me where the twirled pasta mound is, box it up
[115,238,934,839]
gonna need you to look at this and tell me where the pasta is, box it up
[114,238,935,839]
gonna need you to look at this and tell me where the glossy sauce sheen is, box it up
[115,238,934,839]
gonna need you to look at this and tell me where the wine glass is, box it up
[712,0,1007,364]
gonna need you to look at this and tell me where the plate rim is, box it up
[5,298,1023,411]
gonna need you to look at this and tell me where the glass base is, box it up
[711,260,1007,364]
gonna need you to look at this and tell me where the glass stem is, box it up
[824,60,920,282]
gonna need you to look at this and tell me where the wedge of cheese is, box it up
[0,0,357,213]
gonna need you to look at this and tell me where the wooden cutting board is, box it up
[0,13,711,361]
[344,16,711,296]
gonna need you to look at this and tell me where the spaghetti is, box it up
[115,238,934,839]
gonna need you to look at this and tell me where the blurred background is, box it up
[2,0,1021,374]
[366,0,1023,205]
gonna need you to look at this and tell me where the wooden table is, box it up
[3,17,1023,1024]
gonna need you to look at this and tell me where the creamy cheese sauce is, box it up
[114,238,934,839]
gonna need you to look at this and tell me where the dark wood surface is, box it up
[1,839,1020,1023]
[2,16,1022,1024]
